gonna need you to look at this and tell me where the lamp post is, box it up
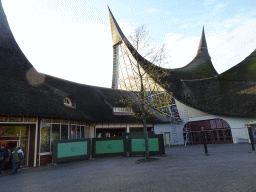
[248,125,255,151]
[201,127,208,155]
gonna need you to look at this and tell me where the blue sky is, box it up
[2,0,256,88]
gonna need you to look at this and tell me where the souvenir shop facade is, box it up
[0,116,93,167]
[95,123,153,138]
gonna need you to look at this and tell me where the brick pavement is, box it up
[1,144,256,192]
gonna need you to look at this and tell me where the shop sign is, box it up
[41,118,51,123]
[0,126,5,137]
[61,119,68,124]
[24,117,36,122]
[0,116,7,122]
[9,116,23,122]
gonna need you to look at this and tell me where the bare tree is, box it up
[117,25,172,160]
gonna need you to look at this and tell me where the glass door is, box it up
[20,140,28,167]
[18,125,29,167]
[0,124,29,167]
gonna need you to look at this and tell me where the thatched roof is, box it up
[0,1,168,123]
[108,7,256,118]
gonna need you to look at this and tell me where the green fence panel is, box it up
[92,137,127,158]
[52,139,91,164]
[57,141,87,158]
[127,132,165,156]
[96,140,124,154]
[131,138,159,152]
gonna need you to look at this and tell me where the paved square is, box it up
[1,144,256,192]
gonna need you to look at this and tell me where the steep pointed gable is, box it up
[173,26,218,80]
[0,0,34,81]
[108,6,127,46]
[108,9,218,83]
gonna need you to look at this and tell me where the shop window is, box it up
[51,124,60,143]
[71,125,76,139]
[76,126,81,139]
[70,125,86,139]
[81,126,85,138]
[2,126,20,136]
[39,119,89,154]
[40,124,50,152]
[85,126,90,138]
[61,125,68,140]
[0,125,28,137]
[20,126,28,136]
[61,125,68,139]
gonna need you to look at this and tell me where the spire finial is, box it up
[198,26,208,51]
[108,6,127,46]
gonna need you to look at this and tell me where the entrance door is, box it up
[164,132,170,146]
[20,140,28,167]
[0,125,30,167]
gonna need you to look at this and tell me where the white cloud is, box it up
[211,3,229,16]
[147,8,161,14]
[205,0,215,6]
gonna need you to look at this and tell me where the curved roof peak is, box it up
[0,0,34,81]
[108,9,218,82]
[197,26,208,53]
[107,6,127,46]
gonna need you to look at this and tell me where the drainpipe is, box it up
[34,117,39,167]
[93,123,97,138]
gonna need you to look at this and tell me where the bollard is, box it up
[248,126,255,151]
[201,127,208,155]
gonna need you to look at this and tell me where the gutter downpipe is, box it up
[94,123,97,138]
[34,116,39,167]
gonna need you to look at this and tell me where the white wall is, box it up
[154,123,185,145]
[175,99,209,118]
